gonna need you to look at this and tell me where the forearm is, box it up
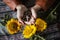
[35,0,56,11]
[3,0,22,11]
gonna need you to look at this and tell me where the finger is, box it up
[25,21,31,25]
[18,19,25,25]
[29,17,35,24]
[24,17,35,25]
[16,5,24,25]
[31,8,37,19]
[30,8,37,24]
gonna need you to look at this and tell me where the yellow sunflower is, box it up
[6,19,21,34]
[35,18,47,32]
[23,25,36,38]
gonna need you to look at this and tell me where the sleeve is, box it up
[3,0,22,11]
[36,0,56,10]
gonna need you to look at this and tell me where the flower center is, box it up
[11,22,18,30]
[39,22,44,28]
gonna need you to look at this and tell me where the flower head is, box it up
[6,19,21,34]
[23,25,36,38]
[35,18,47,32]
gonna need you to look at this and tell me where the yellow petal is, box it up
[23,25,36,38]
[6,18,21,34]
[35,18,47,32]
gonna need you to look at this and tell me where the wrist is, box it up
[32,4,41,11]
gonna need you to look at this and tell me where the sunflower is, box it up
[6,19,21,34]
[23,25,36,38]
[35,18,47,32]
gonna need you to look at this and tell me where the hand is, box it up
[16,5,28,25]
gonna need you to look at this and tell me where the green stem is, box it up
[46,2,60,19]
[34,35,45,40]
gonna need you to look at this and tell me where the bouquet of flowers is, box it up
[5,18,47,40]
